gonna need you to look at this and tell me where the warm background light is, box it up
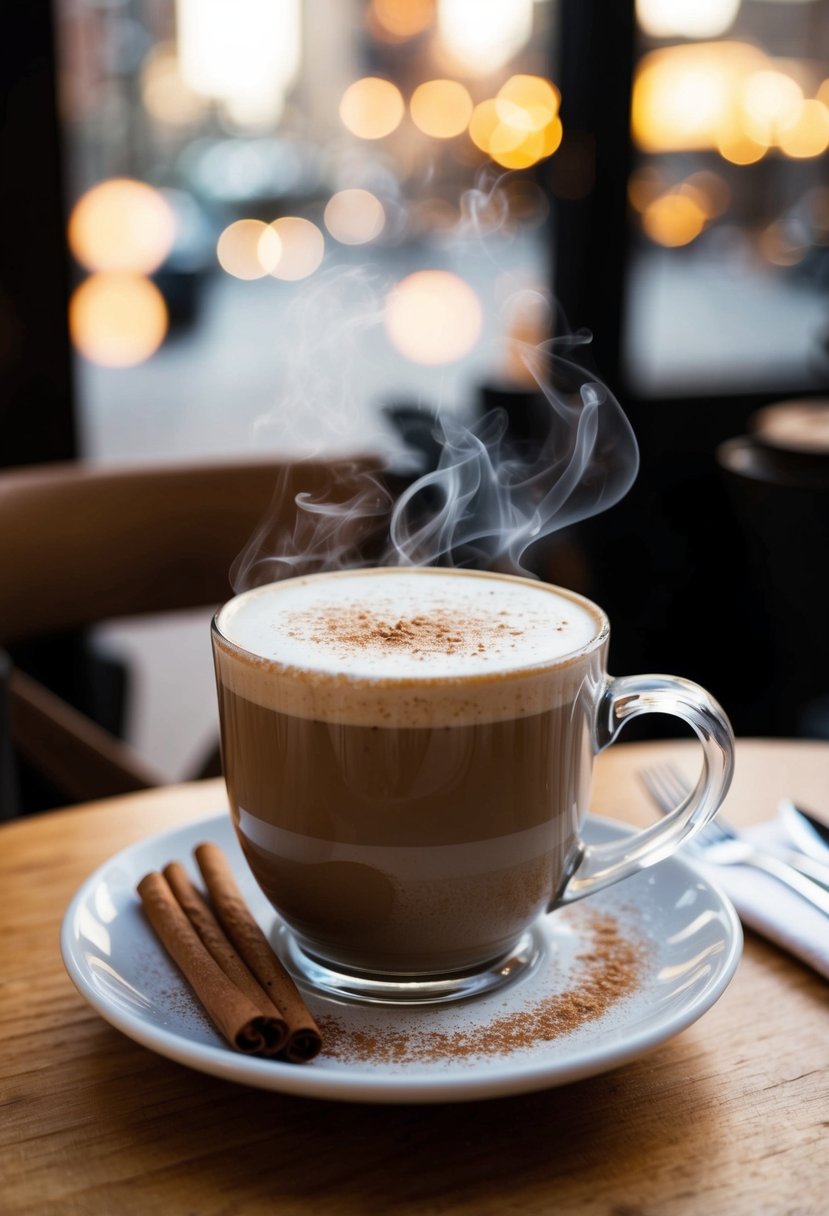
[717,129,767,164]
[265,217,325,280]
[633,42,827,163]
[497,75,560,129]
[741,69,804,145]
[140,43,207,126]
[385,270,482,365]
[641,190,708,247]
[630,169,731,226]
[437,0,533,75]
[776,98,829,157]
[339,77,405,140]
[371,0,434,41]
[216,219,280,279]
[410,79,473,139]
[632,42,765,153]
[175,0,301,125]
[469,100,503,154]
[469,76,562,170]
[636,0,740,40]
[68,179,176,274]
[69,273,168,367]
[323,189,386,245]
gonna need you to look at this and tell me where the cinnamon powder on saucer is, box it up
[316,910,646,1065]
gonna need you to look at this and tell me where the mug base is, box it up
[274,924,544,1006]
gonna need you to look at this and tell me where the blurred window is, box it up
[55,0,561,464]
[624,0,829,397]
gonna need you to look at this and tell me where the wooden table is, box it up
[1,739,827,1215]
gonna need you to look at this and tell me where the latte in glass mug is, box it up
[212,567,733,1004]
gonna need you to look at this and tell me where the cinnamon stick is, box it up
[194,842,322,1063]
[162,862,289,1054]
[137,871,286,1056]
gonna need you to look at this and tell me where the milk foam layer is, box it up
[213,568,606,726]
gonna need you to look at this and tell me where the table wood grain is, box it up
[1,739,827,1216]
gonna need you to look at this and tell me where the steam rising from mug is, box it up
[390,331,638,570]
[230,326,639,590]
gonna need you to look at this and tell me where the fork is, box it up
[641,763,829,915]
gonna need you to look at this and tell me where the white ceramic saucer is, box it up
[61,812,742,1105]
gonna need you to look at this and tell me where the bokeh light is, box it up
[339,77,405,140]
[740,70,804,146]
[716,129,767,164]
[141,43,207,126]
[68,179,176,274]
[632,42,765,153]
[469,99,504,154]
[216,219,281,279]
[497,75,560,129]
[410,79,473,139]
[630,169,731,225]
[371,0,434,41]
[777,98,829,159]
[385,270,482,365]
[438,0,533,76]
[324,189,386,245]
[265,217,325,281]
[491,115,562,169]
[636,0,740,40]
[469,78,562,170]
[632,42,826,163]
[176,0,301,127]
[641,190,708,247]
[69,273,168,367]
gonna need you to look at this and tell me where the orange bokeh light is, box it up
[497,75,560,128]
[68,179,176,274]
[777,98,829,159]
[642,191,707,247]
[632,42,765,154]
[371,0,434,40]
[410,79,473,139]
[469,78,562,170]
[716,129,766,164]
[340,77,405,140]
[69,272,168,367]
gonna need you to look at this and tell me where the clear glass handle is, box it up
[555,674,735,904]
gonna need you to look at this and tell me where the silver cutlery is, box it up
[641,763,829,915]
[779,800,829,865]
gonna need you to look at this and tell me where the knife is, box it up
[779,800,829,876]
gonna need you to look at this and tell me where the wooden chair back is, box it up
[0,455,384,813]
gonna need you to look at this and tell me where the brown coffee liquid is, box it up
[216,683,591,975]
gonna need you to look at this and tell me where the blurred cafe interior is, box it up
[2,0,829,813]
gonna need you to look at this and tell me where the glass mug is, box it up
[212,567,734,1004]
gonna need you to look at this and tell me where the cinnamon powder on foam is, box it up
[316,910,646,1065]
[288,607,542,660]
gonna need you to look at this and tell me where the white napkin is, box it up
[692,818,829,980]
